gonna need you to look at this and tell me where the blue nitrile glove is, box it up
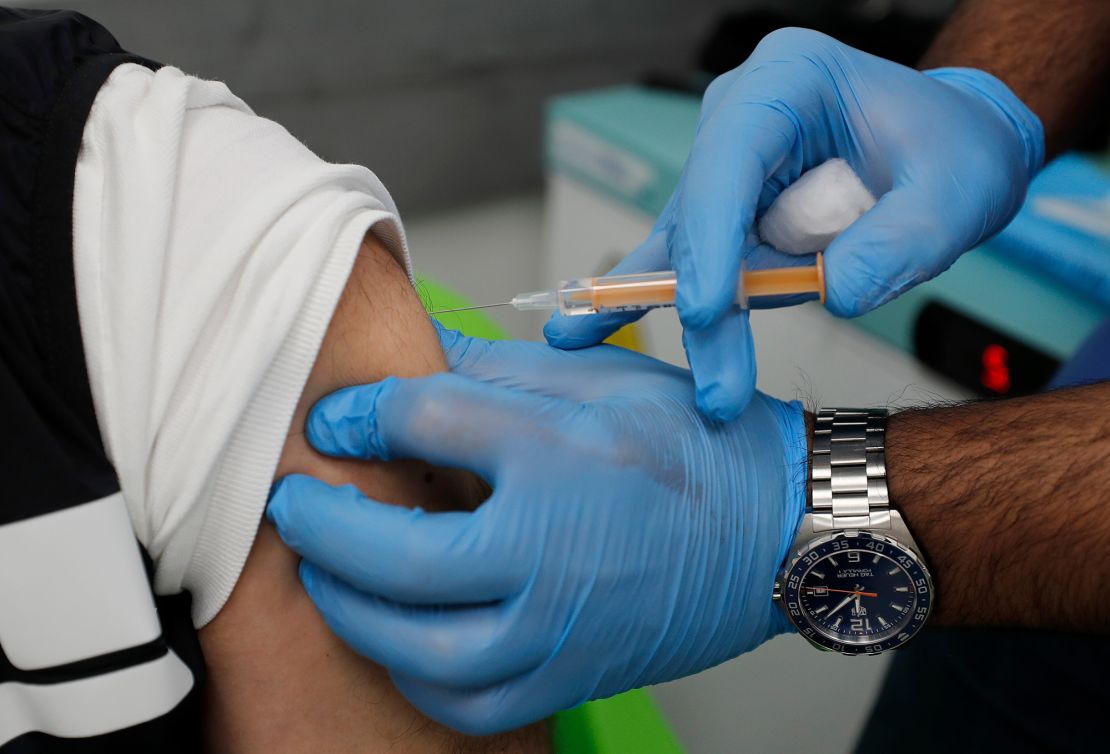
[267,326,807,735]
[544,27,1044,421]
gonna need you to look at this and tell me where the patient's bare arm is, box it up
[199,233,548,753]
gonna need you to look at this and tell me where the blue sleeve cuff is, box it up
[761,398,809,637]
[776,399,809,578]
[923,66,1046,180]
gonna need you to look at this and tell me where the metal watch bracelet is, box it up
[811,408,891,532]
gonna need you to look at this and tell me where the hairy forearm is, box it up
[884,381,1110,631]
[921,0,1110,157]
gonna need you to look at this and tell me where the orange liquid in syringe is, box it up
[577,278,679,310]
[573,255,825,312]
[743,264,826,302]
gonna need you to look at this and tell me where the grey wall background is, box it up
[34,0,951,215]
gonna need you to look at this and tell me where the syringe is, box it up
[431,253,825,317]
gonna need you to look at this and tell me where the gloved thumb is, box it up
[543,226,669,349]
[822,188,969,318]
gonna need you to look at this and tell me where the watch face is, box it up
[780,531,932,654]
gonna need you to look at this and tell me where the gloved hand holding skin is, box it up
[544,27,1044,421]
[267,325,807,735]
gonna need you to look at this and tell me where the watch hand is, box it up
[807,588,878,597]
[825,593,855,619]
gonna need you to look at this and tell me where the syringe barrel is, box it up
[741,254,826,305]
[557,271,677,316]
[558,253,825,316]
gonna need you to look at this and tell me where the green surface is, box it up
[417,277,509,340]
[552,690,684,754]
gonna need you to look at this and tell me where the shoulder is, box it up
[0,8,153,113]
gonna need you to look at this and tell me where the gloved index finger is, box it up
[683,305,756,422]
[434,324,675,404]
[668,106,793,331]
[307,373,573,482]
[434,322,566,381]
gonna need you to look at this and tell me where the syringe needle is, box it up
[429,301,513,315]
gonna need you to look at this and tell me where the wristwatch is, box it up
[773,408,934,655]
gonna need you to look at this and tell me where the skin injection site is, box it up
[4,1,1110,752]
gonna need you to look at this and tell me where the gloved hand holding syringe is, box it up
[432,158,871,319]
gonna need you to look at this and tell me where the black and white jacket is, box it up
[0,9,203,751]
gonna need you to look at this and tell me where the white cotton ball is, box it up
[758,158,877,254]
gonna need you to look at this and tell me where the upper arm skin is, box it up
[198,233,548,753]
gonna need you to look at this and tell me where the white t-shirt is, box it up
[73,63,412,627]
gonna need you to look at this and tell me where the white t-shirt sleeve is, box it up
[72,64,413,627]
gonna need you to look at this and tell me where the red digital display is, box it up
[914,302,1058,397]
[980,344,1011,394]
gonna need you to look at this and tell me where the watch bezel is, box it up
[777,529,933,655]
